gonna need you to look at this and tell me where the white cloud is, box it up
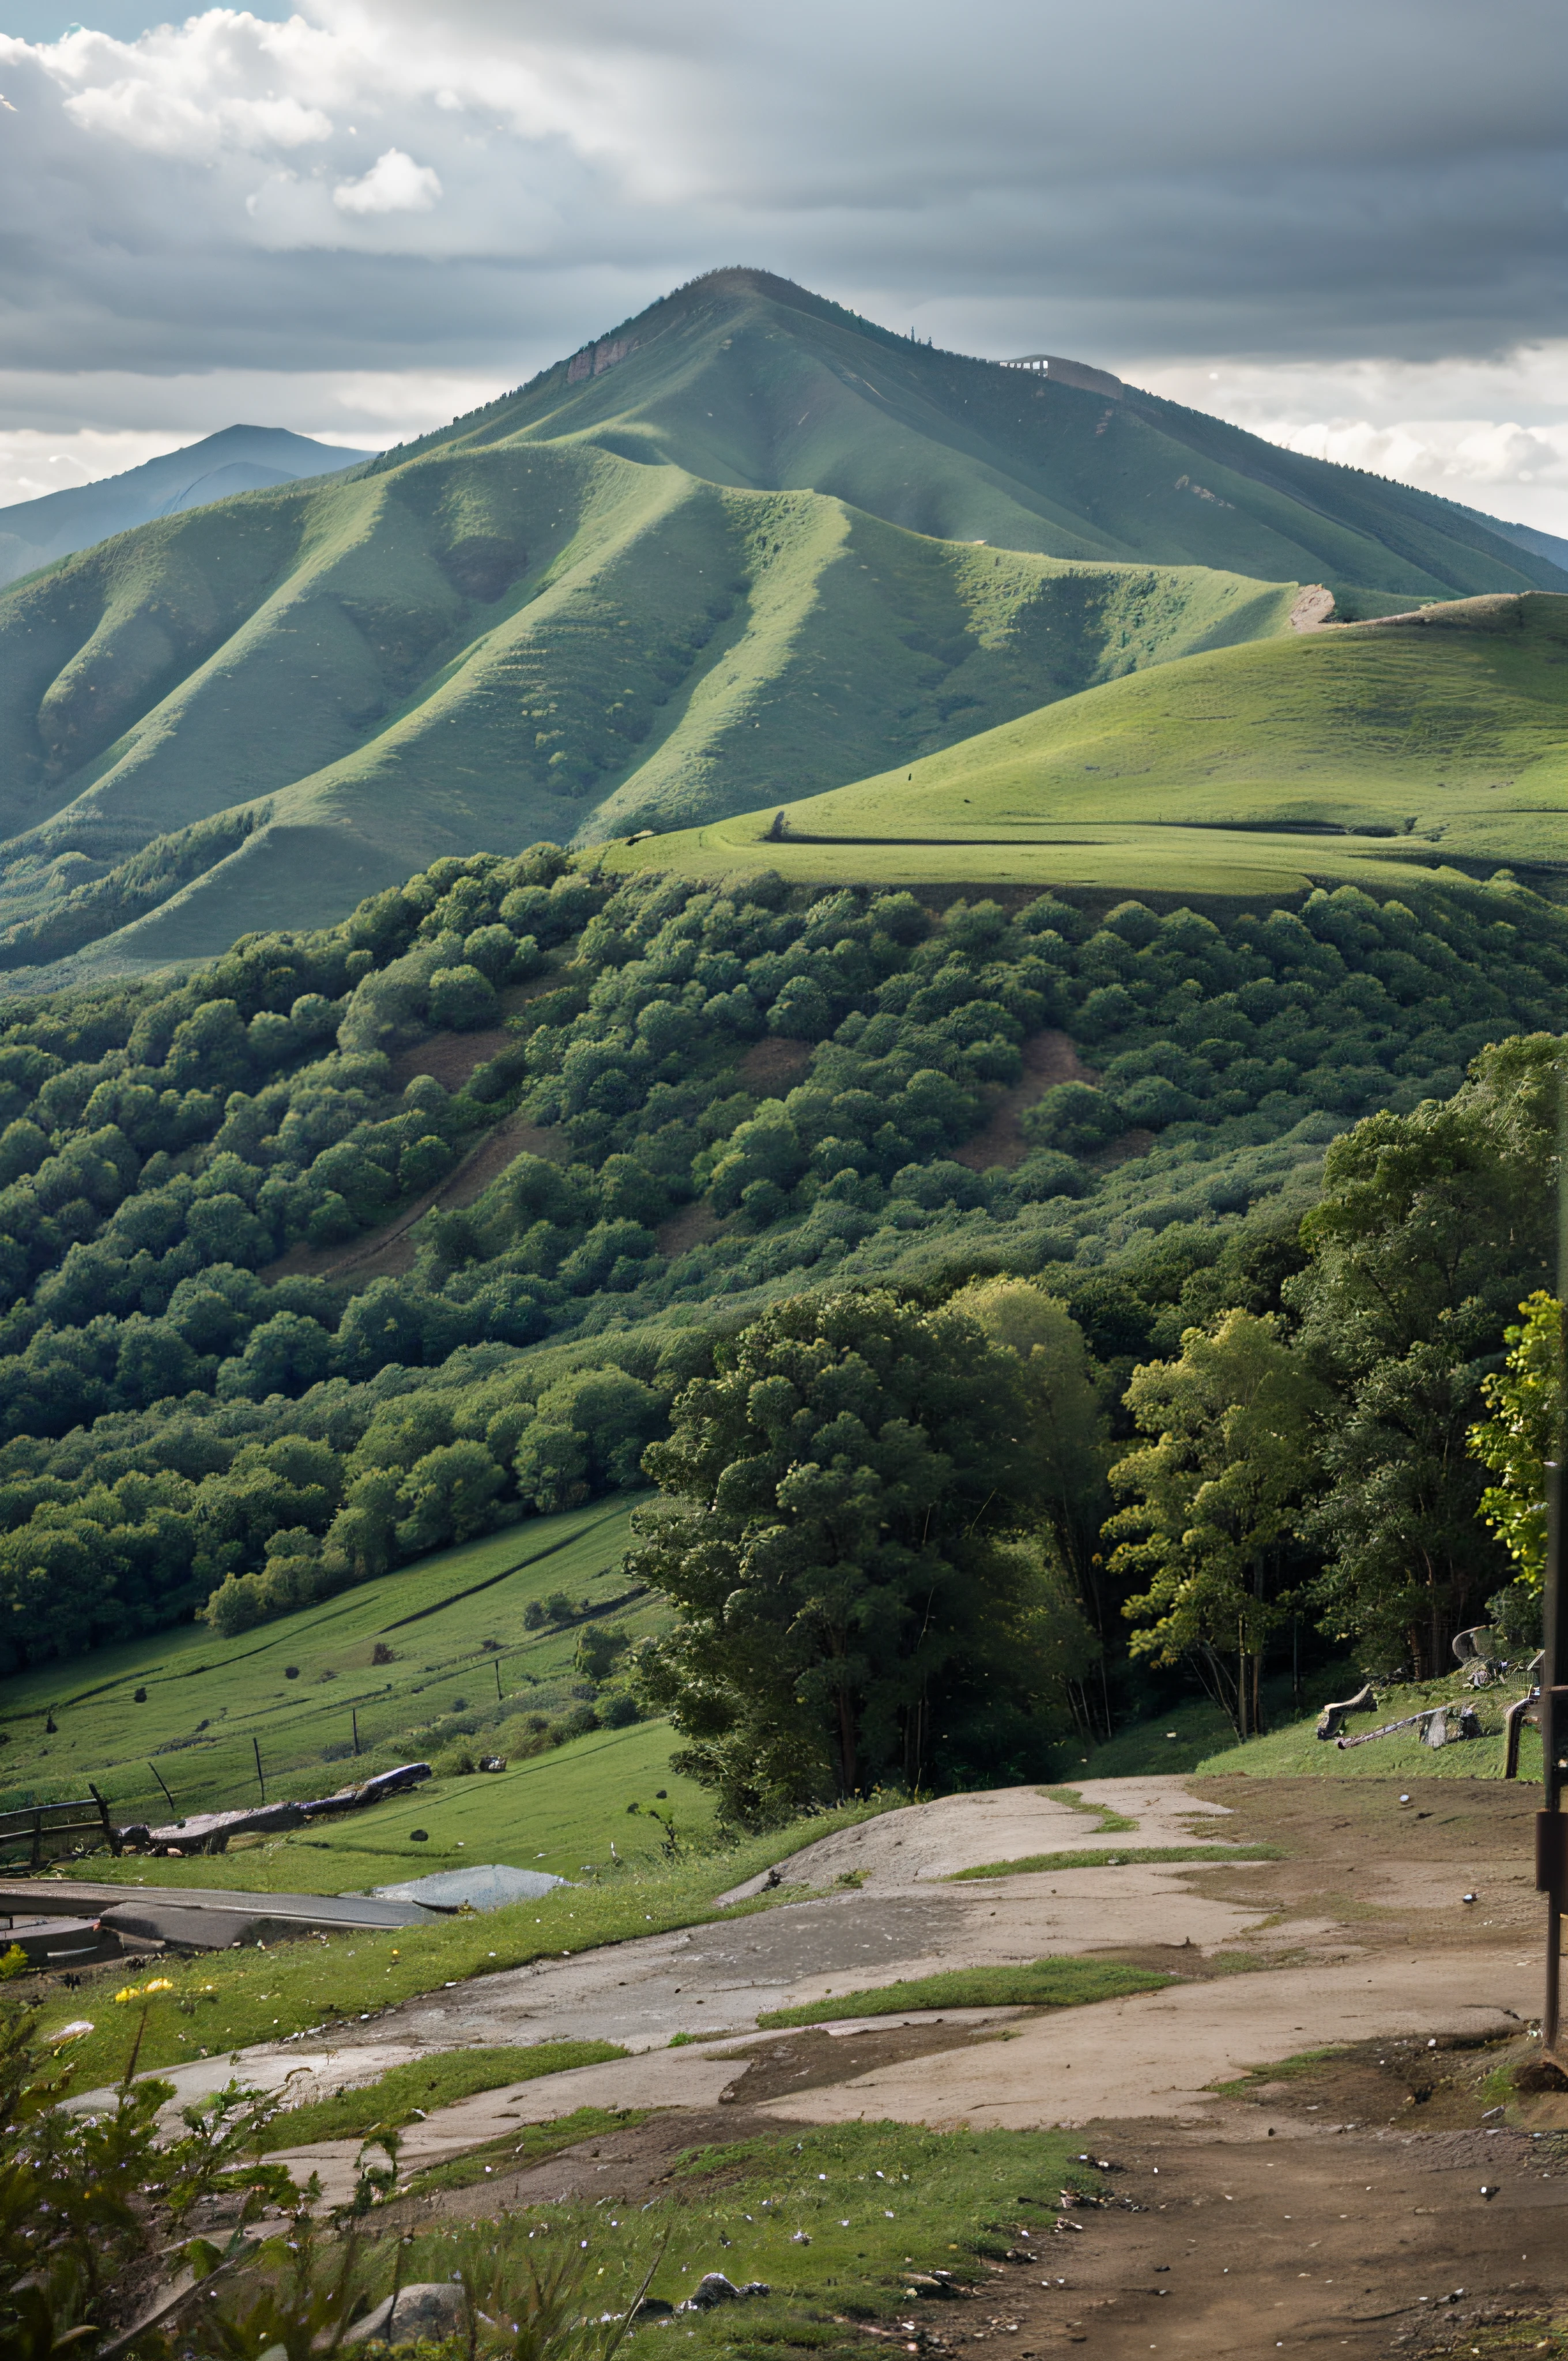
[0,426,189,509]
[0,0,1561,527]
[333,145,443,214]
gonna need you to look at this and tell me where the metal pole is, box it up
[252,1736,265,1802]
[495,1658,503,1703]
[1540,1087,1568,2059]
[148,1762,176,1814]
[352,1708,360,1757]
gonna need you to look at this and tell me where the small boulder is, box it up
[676,2275,770,2314]
[347,2282,464,2345]
[680,2275,739,2312]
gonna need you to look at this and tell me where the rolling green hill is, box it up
[607,591,1568,895]
[0,1496,732,1887]
[0,454,1290,972]
[0,269,1559,979]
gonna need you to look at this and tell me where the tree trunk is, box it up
[836,1685,858,1796]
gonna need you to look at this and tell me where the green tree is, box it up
[950,1277,1114,1734]
[629,1287,1072,1822]
[1106,1308,1326,1738]
[428,963,499,1031]
[1290,1035,1559,1673]
[1468,1288,1562,1643]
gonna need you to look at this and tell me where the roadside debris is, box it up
[1336,1704,1482,1751]
[116,1763,432,1855]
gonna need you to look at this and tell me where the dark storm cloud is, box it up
[0,0,1561,389]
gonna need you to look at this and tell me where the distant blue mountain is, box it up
[0,424,372,587]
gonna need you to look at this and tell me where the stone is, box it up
[676,2275,771,2314]
[346,2281,465,2345]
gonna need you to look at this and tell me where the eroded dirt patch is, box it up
[657,1202,730,1258]
[953,1032,1096,1173]
[263,1109,559,1288]
[390,1023,514,1092]
[739,1035,813,1095]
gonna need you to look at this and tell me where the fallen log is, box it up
[122,1762,432,1854]
[299,1762,432,1818]
[1337,1704,1482,1751]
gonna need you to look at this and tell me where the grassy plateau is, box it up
[606,591,1568,896]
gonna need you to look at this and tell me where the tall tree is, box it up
[630,1287,1087,1822]
[951,1277,1115,1733]
[1468,1287,1563,1646]
[1106,1308,1326,1737]
[1290,1034,1559,1673]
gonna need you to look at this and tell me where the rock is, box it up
[346,2281,464,2345]
[681,2276,741,2311]
[675,2276,771,2314]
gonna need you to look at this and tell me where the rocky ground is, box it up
[127,1775,1568,2353]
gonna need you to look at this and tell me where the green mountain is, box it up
[609,591,1568,900]
[0,267,1559,979]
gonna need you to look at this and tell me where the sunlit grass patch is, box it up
[756,1956,1172,2028]
[402,2117,1102,2348]
[949,1843,1281,1879]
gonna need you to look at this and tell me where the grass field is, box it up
[403,2115,1099,2345]
[0,1492,734,1884]
[606,591,1568,896]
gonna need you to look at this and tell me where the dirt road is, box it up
[143,1774,1568,2346]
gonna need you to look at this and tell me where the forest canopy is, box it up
[0,843,1563,1752]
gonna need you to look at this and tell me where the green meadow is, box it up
[607,591,1568,896]
[0,1493,733,1886]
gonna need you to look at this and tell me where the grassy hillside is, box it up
[606,592,1568,895]
[0,447,1290,973]
[411,269,1563,605]
[0,269,1559,976]
[0,1497,693,1839]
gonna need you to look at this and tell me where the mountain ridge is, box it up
[0,267,1560,979]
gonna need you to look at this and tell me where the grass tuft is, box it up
[255,2040,628,2152]
[949,1843,1281,1879]
[756,1956,1173,2028]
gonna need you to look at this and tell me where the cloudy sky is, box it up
[1,0,1565,532]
